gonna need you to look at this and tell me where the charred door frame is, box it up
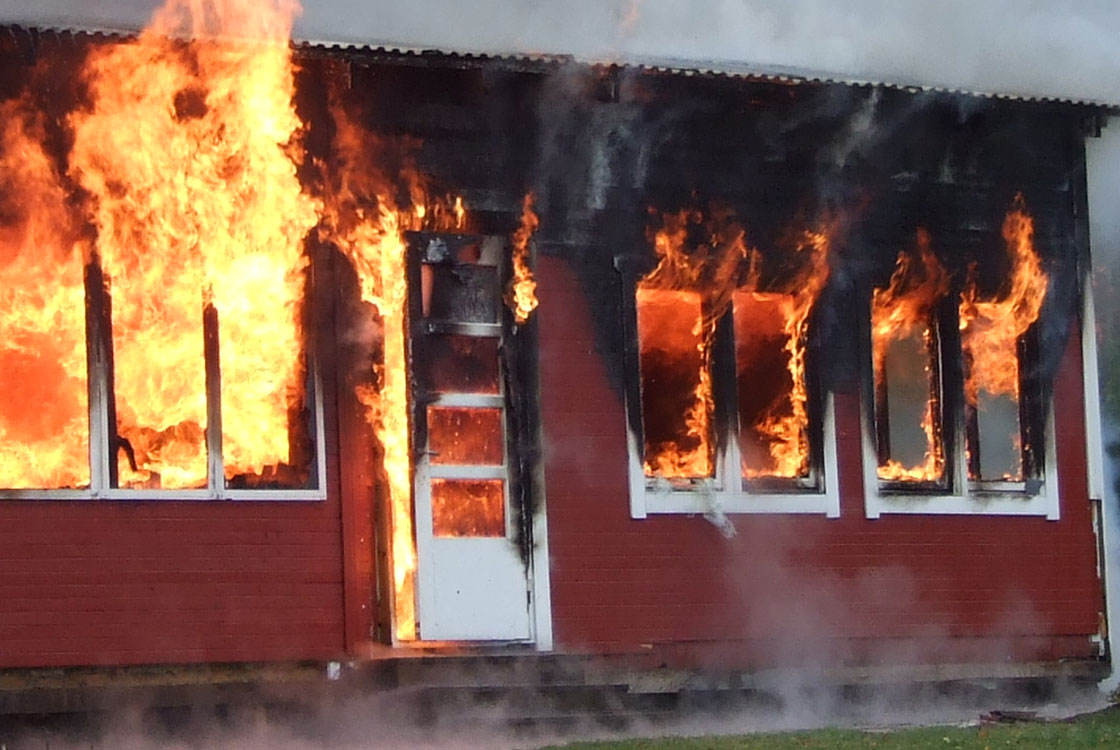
[615,256,841,519]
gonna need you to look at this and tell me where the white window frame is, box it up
[861,295,1060,520]
[0,286,327,502]
[623,374,841,519]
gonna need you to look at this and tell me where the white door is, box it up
[410,236,532,641]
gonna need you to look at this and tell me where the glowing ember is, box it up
[68,0,318,489]
[506,193,540,324]
[872,230,949,482]
[0,102,90,489]
[958,194,1049,481]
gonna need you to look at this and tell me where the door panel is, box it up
[409,234,531,641]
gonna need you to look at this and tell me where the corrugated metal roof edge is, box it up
[3,23,1116,111]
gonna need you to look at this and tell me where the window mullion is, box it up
[203,302,225,498]
[84,260,113,495]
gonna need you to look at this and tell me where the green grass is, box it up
[542,706,1120,750]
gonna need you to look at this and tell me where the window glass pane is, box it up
[416,335,500,395]
[870,239,948,484]
[431,478,505,537]
[636,287,714,479]
[733,291,811,480]
[874,325,943,482]
[0,123,89,490]
[428,406,504,466]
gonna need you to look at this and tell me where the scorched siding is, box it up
[538,254,1101,667]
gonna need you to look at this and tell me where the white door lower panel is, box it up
[418,536,531,641]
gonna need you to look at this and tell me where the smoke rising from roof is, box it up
[1,0,1120,103]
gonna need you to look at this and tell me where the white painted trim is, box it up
[1,353,329,503]
[429,393,505,408]
[1082,284,1106,502]
[427,465,507,480]
[862,393,1061,520]
[627,393,841,518]
[530,463,554,651]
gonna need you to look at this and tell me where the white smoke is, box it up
[2,1,1120,103]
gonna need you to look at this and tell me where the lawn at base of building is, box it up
[542,705,1120,750]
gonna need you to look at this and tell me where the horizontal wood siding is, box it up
[538,255,1102,668]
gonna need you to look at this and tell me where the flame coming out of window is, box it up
[872,230,949,482]
[636,207,832,481]
[0,102,91,489]
[739,228,831,480]
[67,0,319,489]
[637,209,745,479]
[506,193,540,324]
[958,194,1049,481]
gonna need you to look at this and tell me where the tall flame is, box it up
[959,195,1048,405]
[0,101,90,489]
[958,194,1049,480]
[871,229,949,482]
[638,208,747,479]
[320,98,468,640]
[319,102,416,639]
[506,192,540,325]
[68,0,318,488]
[741,226,832,480]
[637,207,833,481]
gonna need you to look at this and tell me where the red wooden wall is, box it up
[538,255,1102,669]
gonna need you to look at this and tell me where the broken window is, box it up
[867,195,1052,512]
[625,207,840,516]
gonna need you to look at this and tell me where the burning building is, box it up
[0,0,1113,693]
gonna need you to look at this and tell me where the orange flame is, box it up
[871,229,949,482]
[318,102,416,639]
[959,195,1048,404]
[958,194,1049,480]
[637,208,747,479]
[506,193,540,325]
[68,0,318,489]
[740,226,832,480]
[637,207,832,481]
[0,101,91,489]
[320,97,468,639]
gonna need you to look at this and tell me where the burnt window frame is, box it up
[861,254,1060,520]
[616,256,841,519]
[0,254,327,501]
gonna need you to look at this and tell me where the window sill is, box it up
[0,489,327,502]
[860,405,1060,520]
[628,394,841,518]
